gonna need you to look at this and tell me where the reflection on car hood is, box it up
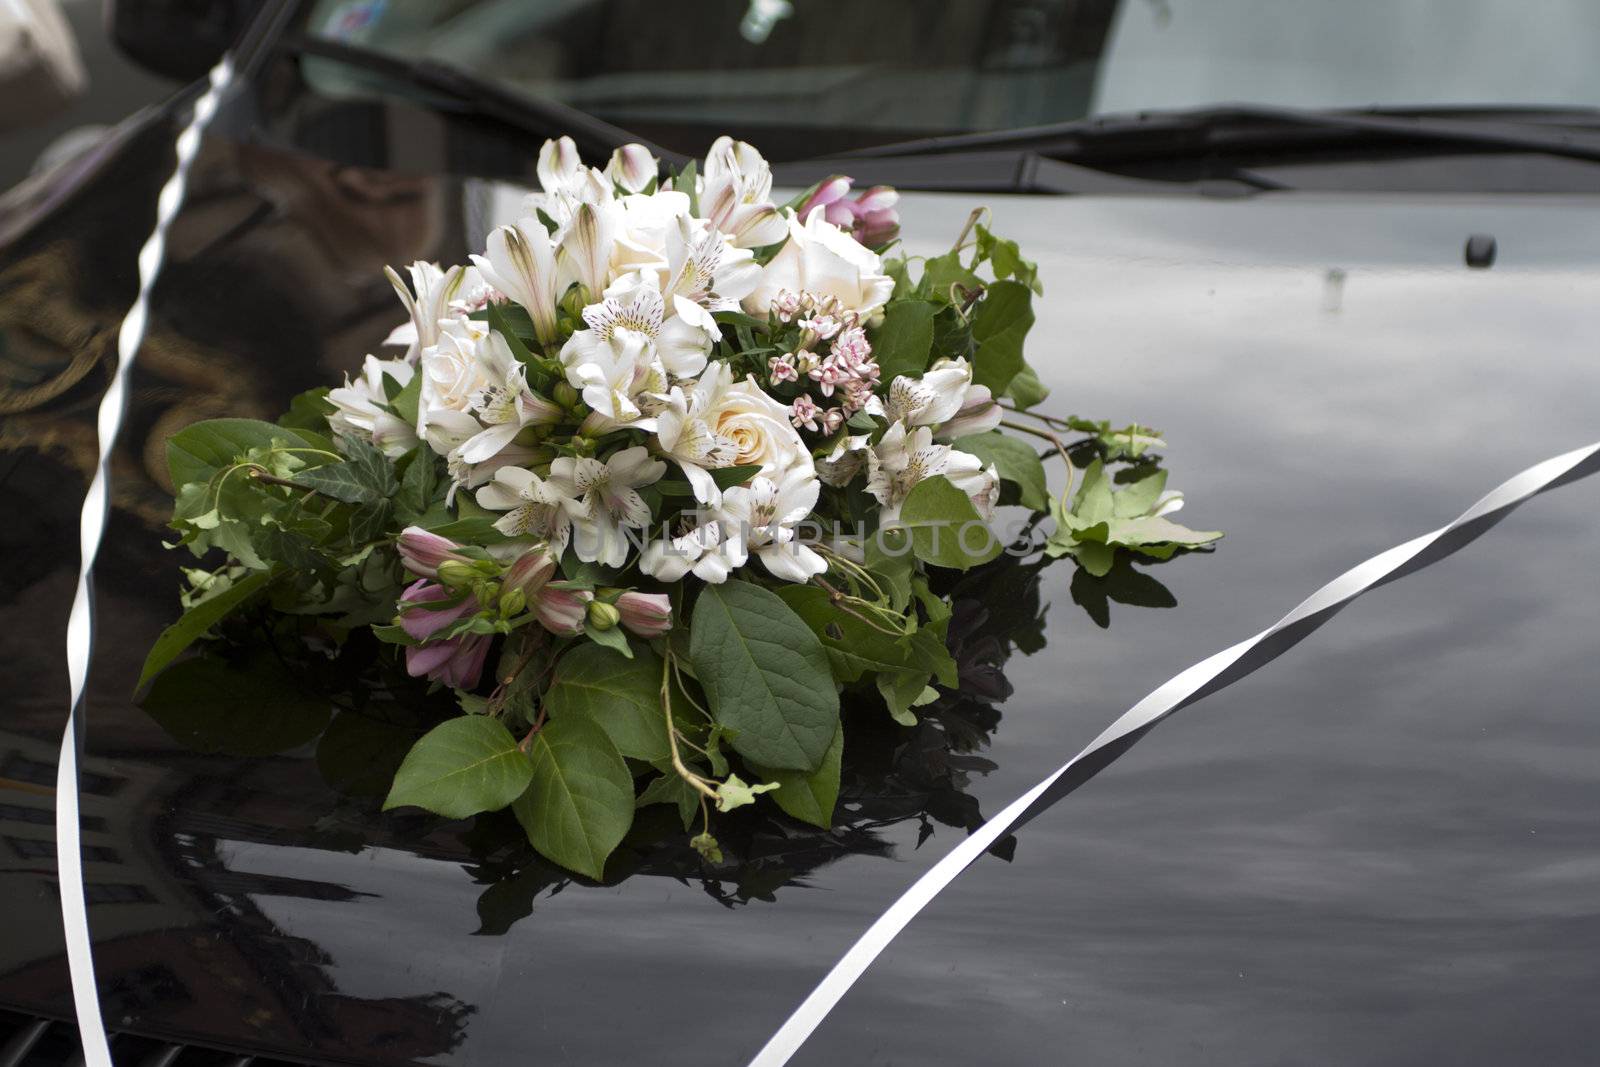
[3,107,1600,1066]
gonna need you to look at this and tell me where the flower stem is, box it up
[662,652,717,800]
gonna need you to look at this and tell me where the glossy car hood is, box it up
[3,110,1600,1066]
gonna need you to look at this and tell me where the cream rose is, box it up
[742,208,895,320]
[710,378,809,474]
[654,363,813,503]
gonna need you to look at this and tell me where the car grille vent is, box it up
[0,1007,319,1067]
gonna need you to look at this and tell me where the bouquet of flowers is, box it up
[140,136,1220,879]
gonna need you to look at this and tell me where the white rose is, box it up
[742,209,895,320]
[418,320,495,426]
[708,376,812,477]
[654,364,812,502]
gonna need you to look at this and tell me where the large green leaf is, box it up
[288,437,398,504]
[688,580,839,772]
[141,651,330,756]
[166,418,335,488]
[544,642,669,762]
[897,476,1003,571]
[969,280,1034,395]
[773,585,939,684]
[953,431,1049,512]
[513,716,635,880]
[870,299,936,381]
[754,726,842,828]
[138,570,271,689]
[383,717,534,820]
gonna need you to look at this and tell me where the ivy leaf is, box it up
[166,418,336,487]
[969,279,1034,395]
[138,570,272,689]
[869,299,936,381]
[876,670,930,726]
[383,717,534,820]
[279,388,334,432]
[953,430,1049,511]
[713,773,780,813]
[1004,364,1050,409]
[1046,459,1222,575]
[288,437,397,504]
[688,580,840,772]
[753,726,842,828]
[896,475,1003,571]
[544,642,669,762]
[512,715,635,880]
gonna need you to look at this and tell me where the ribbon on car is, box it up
[55,58,235,1067]
[748,438,1600,1067]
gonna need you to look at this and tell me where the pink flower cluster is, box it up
[394,527,673,689]
[797,176,900,247]
[767,290,881,435]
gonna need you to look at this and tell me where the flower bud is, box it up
[435,559,479,589]
[499,587,527,618]
[537,587,592,636]
[396,526,468,579]
[606,143,658,194]
[587,600,621,631]
[554,381,580,409]
[616,591,672,637]
[502,548,557,597]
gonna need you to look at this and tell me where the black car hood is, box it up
[3,103,1600,1066]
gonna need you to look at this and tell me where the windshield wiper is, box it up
[830,104,1600,166]
[274,33,686,168]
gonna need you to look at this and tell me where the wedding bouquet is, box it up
[140,136,1220,878]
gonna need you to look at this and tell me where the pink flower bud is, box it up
[606,143,658,193]
[396,526,469,579]
[798,175,852,221]
[936,384,1003,440]
[405,633,490,689]
[398,580,479,642]
[536,587,592,636]
[502,547,557,597]
[616,591,672,637]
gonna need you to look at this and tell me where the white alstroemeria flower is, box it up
[470,219,561,344]
[384,261,474,362]
[418,320,561,463]
[653,363,813,503]
[538,136,584,195]
[549,445,667,567]
[882,358,975,428]
[326,355,420,457]
[719,466,825,582]
[606,143,658,193]
[742,208,895,320]
[609,190,691,284]
[560,279,700,432]
[476,467,574,556]
[639,507,746,584]
[866,423,999,523]
[934,383,1003,440]
[700,136,787,248]
[556,199,617,302]
[664,216,760,337]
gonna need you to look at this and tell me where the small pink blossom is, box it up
[396,527,470,579]
[768,353,799,384]
[772,289,803,322]
[820,407,846,434]
[791,395,821,432]
[616,591,672,637]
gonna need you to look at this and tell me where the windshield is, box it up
[302,0,1600,159]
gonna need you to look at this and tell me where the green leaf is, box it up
[969,279,1034,395]
[754,726,842,828]
[1004,364,1050,409]
[513,715,635,880]
[637,772,700,831]
[869,300,936,381]
[141,651,330,756]
[773,585,929,684]
[288,437,397,504]
[688,580,840,772]
[876,669,928,726]
[713,773,780,812]
[138,570,271,689]
[897,476,1003,570]
[544,642,669,762]
[279,387,334,432]
[391,372,423,430]
[953,431,1049,511]
[1046,459,1221,573]
[584,619,634,657]
[166,418,335,487]
[921,250,981,301]
[383,716,534,820]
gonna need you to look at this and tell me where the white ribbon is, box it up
[749,439,1600,1067]
[56,58,235,1066]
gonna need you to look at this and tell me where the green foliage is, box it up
[688,580,840,772]
[384,716,534,819]
[870,299,936,380]
[544,642,669,762]
[138,569,272,688]
[969,279,1034,395]
[897,476,1004,570]
[952,430,1049,511]
[513,715,635,880]
[1045,460,1222,576]
[752,726,842,827]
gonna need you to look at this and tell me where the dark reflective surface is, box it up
[3,82,1600,1065]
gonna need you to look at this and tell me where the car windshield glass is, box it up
[302,0,1600,159]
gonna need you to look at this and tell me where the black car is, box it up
[3,1,1599,1064]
